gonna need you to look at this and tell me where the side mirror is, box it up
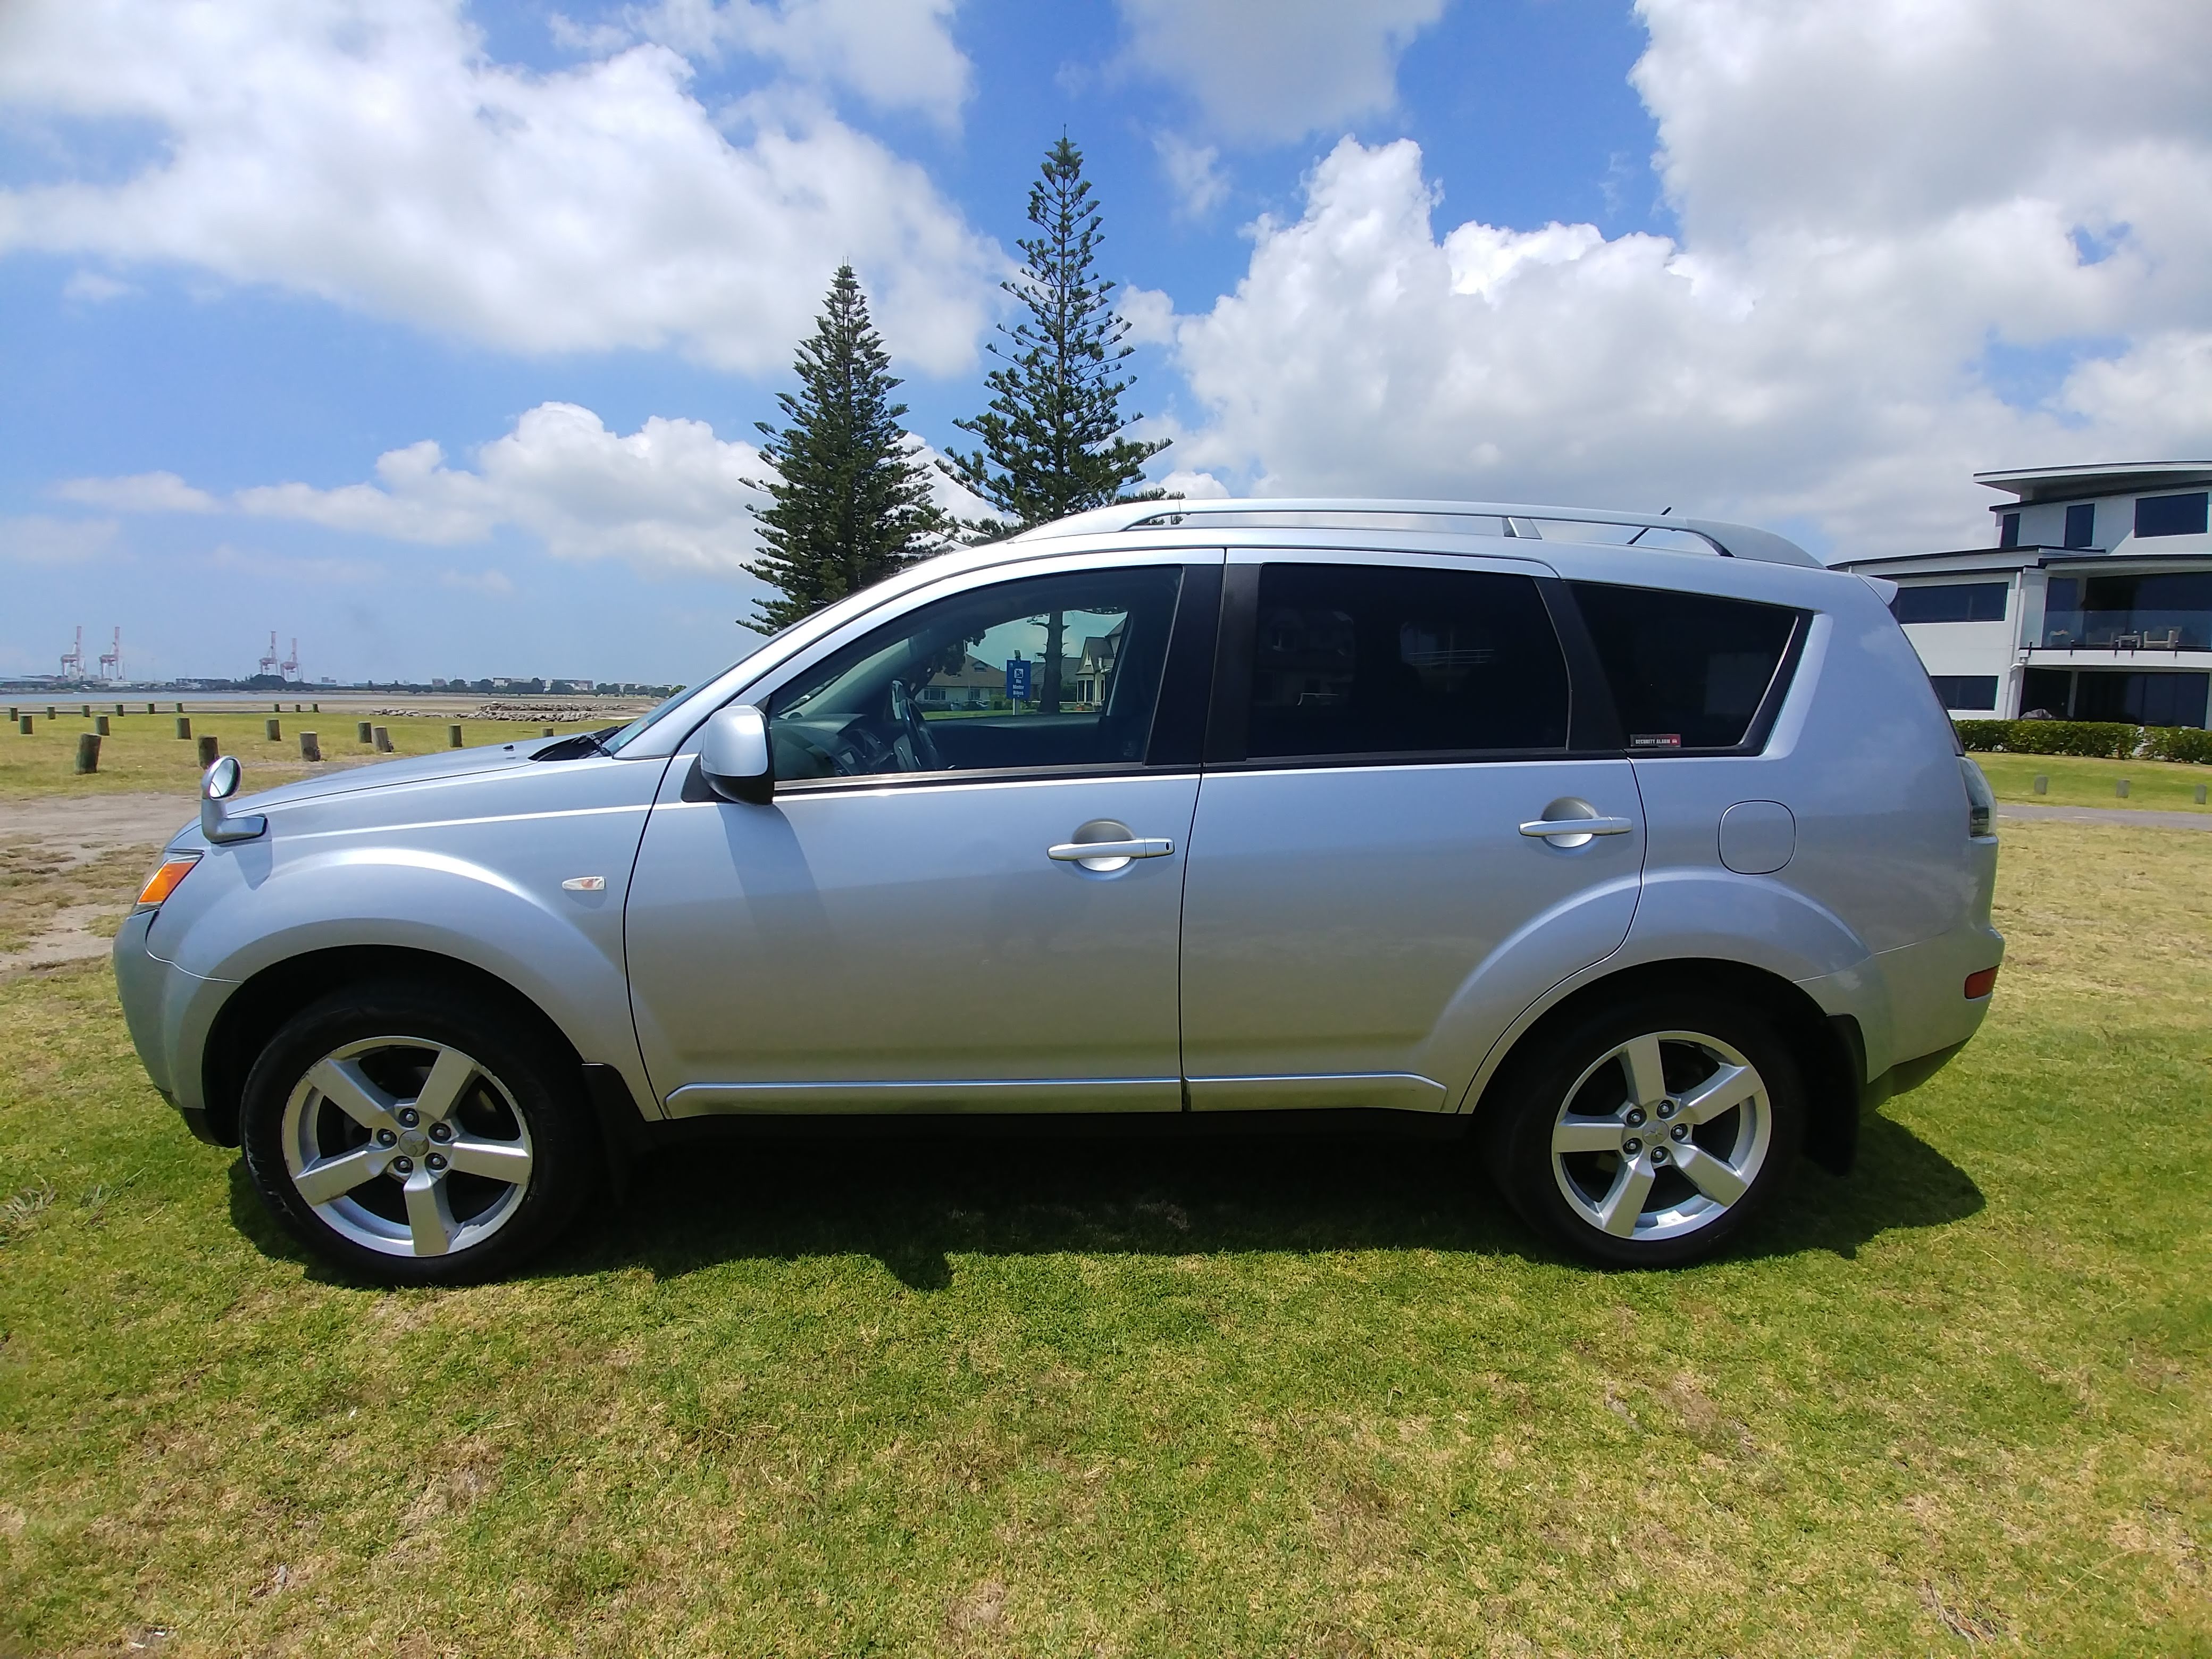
[200,755,267,843]
[699,705,774,805]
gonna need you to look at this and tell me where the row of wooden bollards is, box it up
[4,701,323,720]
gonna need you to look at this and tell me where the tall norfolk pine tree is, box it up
[941,136,1169,539]
[744,265,949,633]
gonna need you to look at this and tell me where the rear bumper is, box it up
[1796,916,2003,1086]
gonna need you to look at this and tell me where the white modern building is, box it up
[1833,462,2212,728]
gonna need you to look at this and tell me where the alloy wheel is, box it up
[279,1036,535,1258]
[1548,1029,1773,1243]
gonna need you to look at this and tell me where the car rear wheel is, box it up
[1484,993,1806,1267]
[240,984,596,1284]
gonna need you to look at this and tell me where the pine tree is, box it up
[942,136,1169,539]
[744,265,950,633]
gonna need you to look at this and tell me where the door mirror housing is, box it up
[700,705,774,805]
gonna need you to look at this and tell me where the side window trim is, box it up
[1205,554,1591,768]
[737,552,1221,789]
[1562,579,1810,758]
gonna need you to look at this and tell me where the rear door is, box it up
[1178,549,1643,1110]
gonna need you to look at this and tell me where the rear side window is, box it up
[1570,582,1802,753]
[1246,564,1569,759]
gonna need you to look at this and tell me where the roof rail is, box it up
[1009,497,1819,568]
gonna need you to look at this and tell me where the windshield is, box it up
[598,685,708,755]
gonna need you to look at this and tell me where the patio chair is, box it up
[2141,627,2182,650]
[2111,632,2143,651]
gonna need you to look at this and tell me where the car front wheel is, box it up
[1485,993,1806,1267]
[240,984,596,1284]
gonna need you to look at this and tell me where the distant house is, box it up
[1075,619,1127,707]
[923,655,1005,709]
[1832,462,2212,728]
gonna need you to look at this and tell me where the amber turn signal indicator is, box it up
[1963,966,1999,1000]
[135,854,202,910]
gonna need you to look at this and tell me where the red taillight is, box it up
[1964,966,1999,1000]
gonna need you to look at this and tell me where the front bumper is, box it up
[112,910,236,1145]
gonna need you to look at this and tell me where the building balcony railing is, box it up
[2038,610,2212,651]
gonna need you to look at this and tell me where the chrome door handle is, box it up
[1519,816,1635,839]
[1048,838,1174,861]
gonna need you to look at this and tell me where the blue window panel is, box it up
[1999,512,2021,548]
[1892,582,2008,623]
[1929,675,1999,711]
[2064,503,2096,548]
[2135,492,2209,538]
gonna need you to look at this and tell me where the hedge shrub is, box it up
[1953,718,2212,763]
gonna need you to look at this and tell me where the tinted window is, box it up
[1891,582,2007,623]
[768,567,1184,780]
[1244,564,1568,759]
[1999,512,2021,548]
[1929,674,1998,711]
[2063,503,2096,549]
[1570,583,1802,752]
[2136,492,2209,538]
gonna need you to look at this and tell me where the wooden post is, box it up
[300,732,322,762]
[175,716,192,740]
[265,718,282,741]
[543,725,556,737]
[146,702,156,715]
[356,720,373,744]
[80,703,91,718]
[2116,778,2131,798]
[5,706,14,721]
[447,724,463,748]
[95,715,111,736]
[173,702,183,714]
[373,725,393,752]
[75,733,100,774]
[46,706,56,720]
[312,702,320,713]
[115,703,125,716]
[2197,784,2208,806]
[2033,775,2048,794]
[15,717,28,735]
[273,701,282,713]
[197,735,219,766]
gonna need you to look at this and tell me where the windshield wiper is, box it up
[531,726,624,762]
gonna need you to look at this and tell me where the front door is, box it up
[625,555,1218,1115]
[1179,552,1645,1110]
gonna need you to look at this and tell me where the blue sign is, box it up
[1005,659,1032,701]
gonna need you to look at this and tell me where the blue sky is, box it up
[3,0,2208,686]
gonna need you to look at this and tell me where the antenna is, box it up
[98,627,122,681]
[60,626,83,680]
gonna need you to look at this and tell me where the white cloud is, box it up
[0,0,995,374]
[61,270,132,303]
[228,403,769,571]
[440,568,519,598]
[1115,0,1446,144]
[0,515,120,563]
[1153,132,1229,219]
[1117,284,1177,347]
[54,471,220,514]
[1160,0,2212,559]
[68,399,987,576]
[625,0,972,128]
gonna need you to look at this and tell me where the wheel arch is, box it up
[198,946,641,1167]
[1468,957,1864,1176]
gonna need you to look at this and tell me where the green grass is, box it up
[2,819,2209,1655]
[1976,750,2212,812]
[0,710,614,801]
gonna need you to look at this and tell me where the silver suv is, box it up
[115,499,2003,1281]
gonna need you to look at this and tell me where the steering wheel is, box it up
[889,677,945,770]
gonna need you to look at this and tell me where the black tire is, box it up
[240,982,598,1285]
[1481,991,1806,1268]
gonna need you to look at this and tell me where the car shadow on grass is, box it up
[228,1109,1984,1291]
